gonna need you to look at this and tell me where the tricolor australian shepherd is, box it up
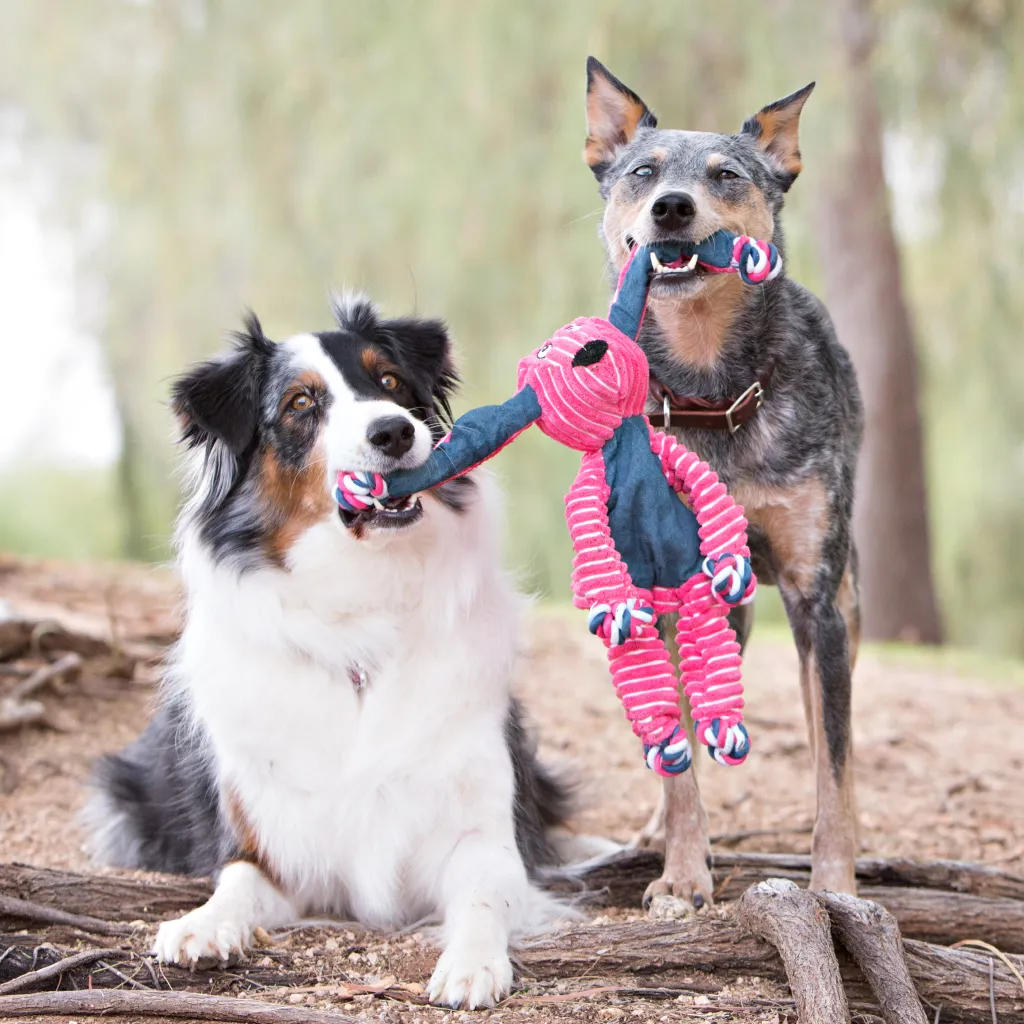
[86,296,572,1009]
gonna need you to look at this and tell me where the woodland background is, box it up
[0,0,1020,653]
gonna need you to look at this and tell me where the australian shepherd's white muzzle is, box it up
[85,295,573,1009]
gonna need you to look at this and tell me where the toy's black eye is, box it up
[572,340,609,367]
[633,165,654,177]
[716,168,740,180]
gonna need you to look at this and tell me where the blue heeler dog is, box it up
[584,57,864,906]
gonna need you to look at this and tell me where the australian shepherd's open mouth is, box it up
[337,494,424,532]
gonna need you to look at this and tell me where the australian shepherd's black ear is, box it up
[331,293,459,430]
[171,312,273,457]
[388,316,459,429]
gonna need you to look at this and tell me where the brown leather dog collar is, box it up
[647,364,775,434]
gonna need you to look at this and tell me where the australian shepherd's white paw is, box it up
[428,943,514,1009]
[153,909,249,967]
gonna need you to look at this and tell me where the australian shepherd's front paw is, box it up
[427,943,513,1009]
[154,908,250,967]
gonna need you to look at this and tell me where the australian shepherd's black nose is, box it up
[85,295,574,1009]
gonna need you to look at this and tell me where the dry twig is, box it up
[11,652,82,701]
[0,989,359,1022]
[0,895,131,936]
[0,948,122,996]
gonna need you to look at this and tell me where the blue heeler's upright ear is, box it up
[740,83,815,192]
[584,57,657,179]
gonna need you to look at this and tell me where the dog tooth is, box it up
[686,254,699,271]
[650,252,664,272]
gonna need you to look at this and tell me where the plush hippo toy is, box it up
[336,232,776,776]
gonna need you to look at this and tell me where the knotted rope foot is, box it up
[698,719,751,766]
[644,724,692,777]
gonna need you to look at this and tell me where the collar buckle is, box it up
[724,381,765,435]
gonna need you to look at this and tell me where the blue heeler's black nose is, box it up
[367,416,415,458]
[651,192,697,233]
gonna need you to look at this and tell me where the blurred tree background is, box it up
[0,1,1021,653]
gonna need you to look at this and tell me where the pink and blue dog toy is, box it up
[336,231,777,776]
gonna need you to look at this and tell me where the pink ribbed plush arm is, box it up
[565,451,633,609]
[648,427,750,561]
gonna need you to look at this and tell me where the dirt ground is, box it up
[3,553,1024,1023]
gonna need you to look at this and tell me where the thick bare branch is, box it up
[0,863,211,923]
[818,890,926,1024]
[738,879,849,1023]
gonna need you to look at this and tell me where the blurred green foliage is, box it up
[0,1,1021,650]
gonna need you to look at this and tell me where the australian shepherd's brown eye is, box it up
[380,373,400,392]
[290,393,315,411]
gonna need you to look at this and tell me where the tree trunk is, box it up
[113,391,149,562]
[815,0,942,643]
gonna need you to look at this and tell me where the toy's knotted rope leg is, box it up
[566,452,691,776]
[675,577,750,765]
[649,427,754,764]
[609,628,692,776]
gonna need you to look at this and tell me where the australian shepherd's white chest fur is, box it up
[87,297,573,1009]
[178,471,520,927]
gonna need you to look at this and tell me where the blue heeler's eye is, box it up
[716,168,740,180]
[633,165,654,177]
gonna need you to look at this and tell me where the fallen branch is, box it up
[555,849,1024,950]
[508,982,726,1003]
[519,908,1024,1021]
[709,825,813,847]
[565,849,1024,902]
[0,698,47,733]
[0,863,211,923]
[714,851,1024,902]
[0,619,113,662]
[0,948,123,996]
[0,895,131,936]
[11,653,82,701]
[818,890,927,1024]
[0,990,359,1022]
[738,879,849,1023]
[0,936,310,992]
